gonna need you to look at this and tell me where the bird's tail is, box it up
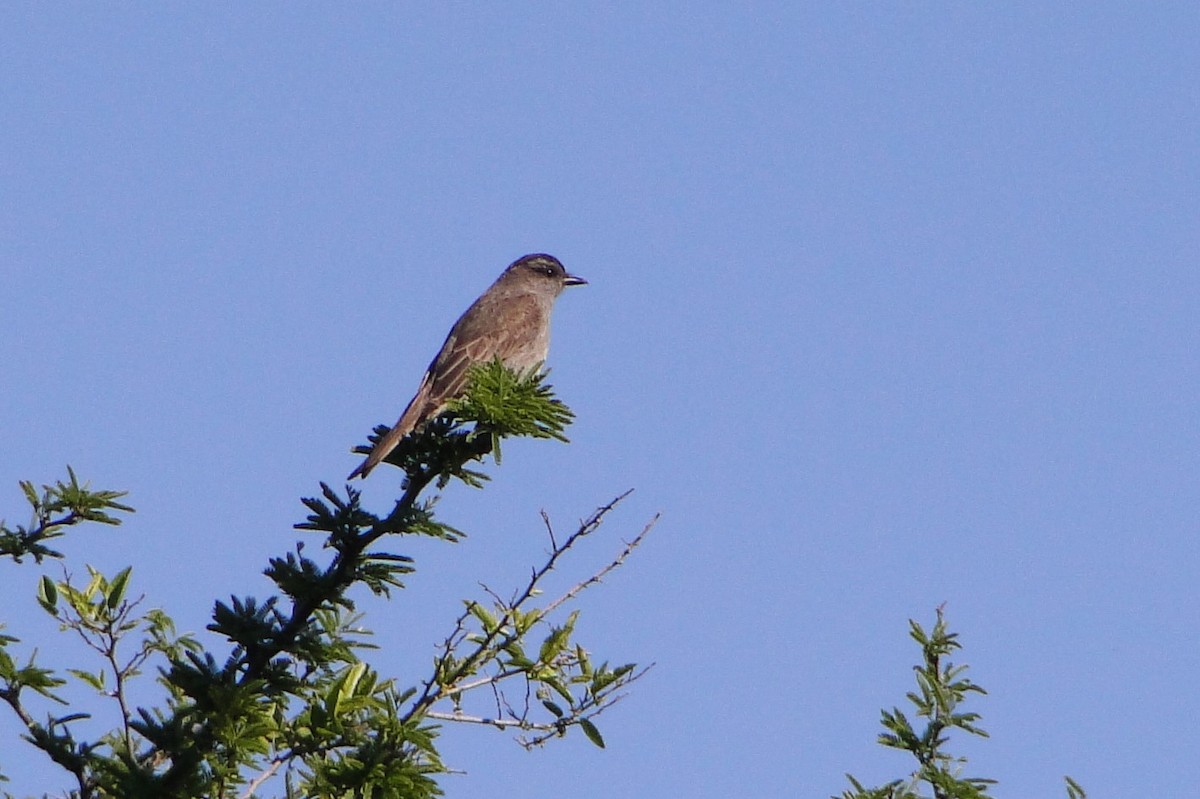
[347,383,433,480]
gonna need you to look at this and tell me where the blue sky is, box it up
[2,4,1197,797]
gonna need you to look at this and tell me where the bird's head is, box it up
[503,253,587,295]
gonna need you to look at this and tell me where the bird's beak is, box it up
[564,274,588,286]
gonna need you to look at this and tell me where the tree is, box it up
[837,608,1087,799]
[0,363,655,799]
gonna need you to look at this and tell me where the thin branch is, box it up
[448,509,656,701]
[241,756,286,799]
[434,667,526,699]
[424,710,545,730]
[0,686,36,728]
[540,509,557,551]
[402,491,637,723]
[518,664,654,749]
[542,513,659,617]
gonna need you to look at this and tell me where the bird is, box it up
[348,253,586,479]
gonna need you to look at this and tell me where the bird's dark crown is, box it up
[505,254,586,286]
[509,253,565,276]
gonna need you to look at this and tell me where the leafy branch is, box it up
[0,466,133,563]
[0,365,653,799]
[837,608,1086,799]
[409,491,657,749]
[36,567,201,756]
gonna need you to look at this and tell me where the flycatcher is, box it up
[349,253,586,479]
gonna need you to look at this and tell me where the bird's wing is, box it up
[425,293,544,401]
[347,293,544,480]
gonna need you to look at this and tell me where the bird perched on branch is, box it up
[349,253,587,479]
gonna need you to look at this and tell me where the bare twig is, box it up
[542,513,659,617]
[425,710,537,730]
[540,509,557,551]
[241,757,286,799]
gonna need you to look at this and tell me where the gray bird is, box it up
[349,253,586,479]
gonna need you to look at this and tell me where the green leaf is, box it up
[547,677,573,704]
[467,601,497,630]
[83,568,105,602]
[37,575,58,613]
[579,718,605,749]
[106,566,132,610]
[541,700,564,718]
[538,624,572,664]
[576,645,592,677]
[67,668,106,691]
[325,662,370,720]
[449,360,576,445]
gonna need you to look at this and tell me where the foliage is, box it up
[0,467,133,563]
[837,609,1085,799]
[0,366,652,799]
